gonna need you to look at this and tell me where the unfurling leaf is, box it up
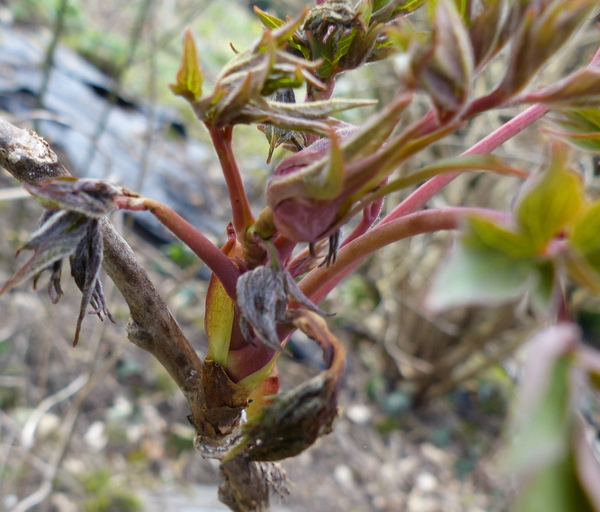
[371,0,427,24]
[266,94,412,244]
[70,219,114,346]
[412,0,474,119]
[253,6,285,30]
[169,28,203,103]
[191,11,326,128]
[230,310,345,461]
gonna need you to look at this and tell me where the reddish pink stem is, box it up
[298,207,509,304]
[208,126,255,240]
[380,44,600,226]
[379,103,549,225]
[117,196,240,299]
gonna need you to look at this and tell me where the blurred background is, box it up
[0,1,599,511]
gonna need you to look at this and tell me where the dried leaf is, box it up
[236,263,329,351]
[24,178,124,217]
[69,219,114,346]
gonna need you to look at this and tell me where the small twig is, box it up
[81,0,154,171]
[36,0,70,115]
[0,187,31,201]
[20,374,88,450]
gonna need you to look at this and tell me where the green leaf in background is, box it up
[253,6,285,30]
[425,240,537,311]
[503,348,574,474]
[467,215,535,258]
[499,328,596,512]
[515,453,595,512]
[169,29,203,103]
[426,214,560,312]
[570,200,600,274]
[549,108,600,153]
[516,142,584,253]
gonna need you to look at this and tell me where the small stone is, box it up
[346,404,372,425]
[415,471,437,493]
[84,421,107,452]
[333,464,354,488]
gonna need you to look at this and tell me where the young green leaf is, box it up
[516,142,584,253]
[425,240,538,311]
[169,29,203,103]
[569,200,600,275]
[548,108,600,153]
[253,6,285,30]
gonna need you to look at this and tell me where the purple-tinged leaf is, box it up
[33,259,63,304]
[522,65,600,107]
[496,0,596,99]
[24,178,124,217]
[236,263,329,351]
[0,210,89,297]
[415,0,474,119]
[70,219,114,346]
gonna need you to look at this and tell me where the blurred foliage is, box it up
[80,468,143,512]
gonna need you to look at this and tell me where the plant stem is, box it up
[379,103,550,225]
[299,207,509,303]
[379,43,600,226]
[118,196,240,298]
[209,126,255,240]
